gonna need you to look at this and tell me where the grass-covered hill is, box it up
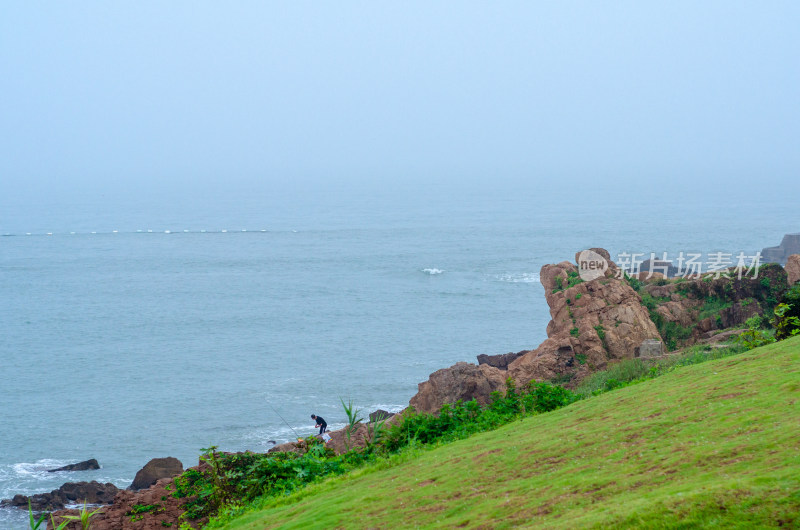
[223,336,800,529]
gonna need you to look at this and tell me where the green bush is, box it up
[772,303,800,340]
[382,379,576,453]
[567,270,583,288]
[780,284,800,324]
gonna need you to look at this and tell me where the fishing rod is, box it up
[267,401,301,440]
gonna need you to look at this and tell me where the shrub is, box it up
[772,303,800,340]
[567,270,583,288]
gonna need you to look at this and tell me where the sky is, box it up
[1,1,799,198]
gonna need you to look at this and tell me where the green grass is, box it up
[221,336,800,529]
[575,343,747,397]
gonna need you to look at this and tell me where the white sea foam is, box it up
[495,273,540,283]
[422,268,444,275]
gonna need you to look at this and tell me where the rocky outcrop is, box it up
[51,477,205,530]
[509,252,660,384]
[1,481,119,512]
[786,254,800,285]
[409,362,507,414]
[762,233,800,265]
[48,459,100,472]
[129,457,183,491]
[477,350,528,370]
[642,262,788,344]
[408,248,662,413]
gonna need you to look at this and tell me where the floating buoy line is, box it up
[1,229,274,237]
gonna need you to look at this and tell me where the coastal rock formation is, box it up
[509,251,660,384]
[129,457,183,491]
[476,350,528,370]
[51,477,205,530]
[47,458,100,472]
[408,248,662,413]
[409,362,507,414]
[1,481,119,512]
[762,233,800,265]
[786,254,800,285]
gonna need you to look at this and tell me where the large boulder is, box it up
[1,481,118,512]
[129,457,183,491]
[368,409,395,422]
[511,252,660,381]
[409,362,507,414]
[786,254,800,286]
[48,459,100,472]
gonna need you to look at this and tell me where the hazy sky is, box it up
[2,1,798,195]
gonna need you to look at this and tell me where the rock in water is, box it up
[47,458,100,472]
[129,457,184,491]
[0,481,118,511]
[368,409,395,422]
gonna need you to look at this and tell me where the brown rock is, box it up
[786,254,800,285]
[267,441,303,454]
[700,328,747,344]
[409,362,507,414]
[129,457,183,491]
[532,252,661,369]
[51,477,205,530]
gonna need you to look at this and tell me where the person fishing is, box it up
[311,414,327,435]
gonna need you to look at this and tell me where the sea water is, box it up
[0,182,794,528]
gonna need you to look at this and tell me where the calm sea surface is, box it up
[0,183,793,528]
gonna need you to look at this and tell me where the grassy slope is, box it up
[225,337,800,529]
